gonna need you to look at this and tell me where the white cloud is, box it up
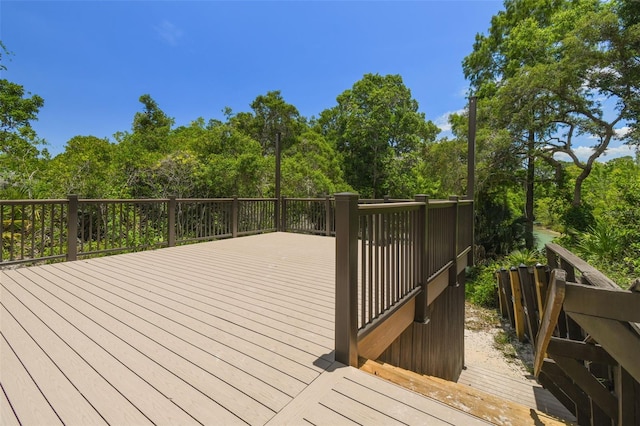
[155,20,183,46]
[615,126,631,138]
[553,144,637,163]
[435,109,465,133]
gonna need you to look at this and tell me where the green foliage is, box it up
[0,45,48,198]
[466,264,499,309]
[318,73,439,198]
[505,249,544,267]
[561,203,595,232]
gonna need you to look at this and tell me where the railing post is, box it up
[449,196,459,287]
[281,197,287,232]
[232,196,238,238]
[168,196,176,247]
[67,194,78,262]
[325,195,332,236]
[414,195,429,323]
[335,192,359,367]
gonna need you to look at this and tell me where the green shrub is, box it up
[466,264,500,309]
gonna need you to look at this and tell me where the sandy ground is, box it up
[464,302,534,379]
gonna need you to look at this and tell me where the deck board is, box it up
[14,267,284,421]
[1,232,493,425]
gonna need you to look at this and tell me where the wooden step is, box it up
[359,359,575,426]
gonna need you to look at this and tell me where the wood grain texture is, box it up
[1,232,486,426]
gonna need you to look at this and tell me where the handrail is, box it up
[334,193,474,367]
[497,245,640,424]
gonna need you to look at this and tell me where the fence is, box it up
[496,243,640,425]
[334,193,474,368]
[1,196,280,266]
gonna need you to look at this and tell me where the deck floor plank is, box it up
[2,273,213,426]
[62,258,334,357]
[11,267,273,425]
[1,284,153,425]
[0,331,63,426]
[105,251,335,326]
[59,260,334,372]
[1,232,503,425]
[0,381,21,426]
[1,306,106,425]
[28,264,311,394]
[57,261,323,384]
[83,256,335,340]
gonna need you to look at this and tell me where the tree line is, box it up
[1,0,639,284]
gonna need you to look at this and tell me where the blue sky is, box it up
[1,1,635,160]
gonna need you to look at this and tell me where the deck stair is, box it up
[360,358,575,426]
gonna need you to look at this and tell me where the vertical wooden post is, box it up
[168,196,176,247]
[449,196,459,287]
[281,197,287,232]
[414,195,429,323]
[466,96,477,201]
[67,194,78,261]
[275,133,281,231]
[325,195,332,236]
[232,196,238,238]
[335,192,359,367]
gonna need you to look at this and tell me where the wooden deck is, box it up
[1,232,489,425]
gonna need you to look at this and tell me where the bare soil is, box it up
[464,302,534,378]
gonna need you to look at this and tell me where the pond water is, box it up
[533,226,560,250]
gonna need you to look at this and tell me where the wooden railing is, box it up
[496,244,640,425]
[281,197,334,236]
[1,196,280,266]
[334,193,474,367]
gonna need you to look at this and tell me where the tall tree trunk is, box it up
[525,130,535,250]
[573,166,591,207]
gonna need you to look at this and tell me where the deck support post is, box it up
[414,195,429,323]
[449,196,459,287]
[281,197,287,232]
[335,192,359,367]
[232,196,238,238]
[168,196,176,247]
[325,195,332,236]
[67,194,78,261]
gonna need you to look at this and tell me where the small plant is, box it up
[505,249,543,267]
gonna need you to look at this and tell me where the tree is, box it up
[0,42,47,198]
[131,94,174,152]
[464,0,640,241]
[318,73,438,198]
[230,91,305,155]
[280,130,350,197]
[43,136,115,198]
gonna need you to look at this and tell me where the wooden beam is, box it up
[357,293,417,361]
[518,265,539,344]
[564,282,640,323]
[498,268,515,327]
[534,265,549,320]
[426,267,448,306]
[614,366,639,426]
[537,371,577,419]
[546,243,618,289]
[541,359,591,423]
[534,269,566,377]
[569,312,640,384]
[509,267,526,342]
[552,355,618,422]
[360,359,572,426]
[547,337,616,365]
